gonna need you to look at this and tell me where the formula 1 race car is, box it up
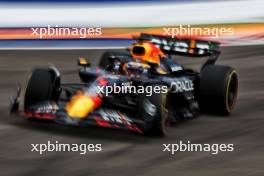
[10,33,238,135]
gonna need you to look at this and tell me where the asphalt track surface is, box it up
[0,45,263,176]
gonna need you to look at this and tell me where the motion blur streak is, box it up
[0,0,263,27]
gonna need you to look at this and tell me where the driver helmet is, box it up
[130,41,165,65]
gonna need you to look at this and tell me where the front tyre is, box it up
[139,84,171,135]
[24,68,61,110]
[199,65,238,115]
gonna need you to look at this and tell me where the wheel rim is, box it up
[226,71,238,112]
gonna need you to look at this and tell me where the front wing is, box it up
[21,106,144,133]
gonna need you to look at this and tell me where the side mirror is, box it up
[78,57,90,67]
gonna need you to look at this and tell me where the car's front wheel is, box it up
[24,68,61,110]
[139,84,171,135]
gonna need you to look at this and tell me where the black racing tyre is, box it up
[139,84,171,135]
[99,51,130,69]
[199,65,238,115]
[24,68,60,110]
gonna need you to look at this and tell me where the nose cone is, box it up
[66,94,95,119]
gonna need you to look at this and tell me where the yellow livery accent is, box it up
[78,57,89,66]
[188,39,196,54]
[66,94,95,119]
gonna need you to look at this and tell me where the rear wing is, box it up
[137,33,220,57]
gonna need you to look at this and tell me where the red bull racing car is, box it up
[10,34,238,135]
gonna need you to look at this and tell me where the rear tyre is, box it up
[24,68,60,110]
[199,65,238,115]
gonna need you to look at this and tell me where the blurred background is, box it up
[0,0,263,176]
[0,0,263,48]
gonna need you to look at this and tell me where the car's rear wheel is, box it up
[199,65,238,115]
[24,68,60,110]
